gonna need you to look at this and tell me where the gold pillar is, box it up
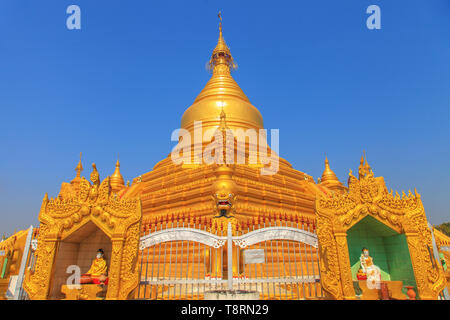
[106,238,124,300]
[334,231,356,300]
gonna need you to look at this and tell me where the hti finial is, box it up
[208,11,237,72]
[75,152,83,177]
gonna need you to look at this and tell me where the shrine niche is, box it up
[23,163,142,300]
[315,155,446,300]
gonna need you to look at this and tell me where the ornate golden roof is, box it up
[110,159,125,193]
[180,13,263,133]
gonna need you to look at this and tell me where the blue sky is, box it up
[0,0,449,235]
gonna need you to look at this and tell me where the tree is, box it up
[435,222,450,237]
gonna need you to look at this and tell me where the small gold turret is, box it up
[110,158,125,193]
[358,151,372,179]
[75,152,83,177]
[70,152,83,191]
[320,156,344,192]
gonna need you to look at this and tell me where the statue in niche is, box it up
[360,247,381,289]
[80,249,108,285]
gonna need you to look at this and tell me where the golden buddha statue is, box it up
[81,249,108,285]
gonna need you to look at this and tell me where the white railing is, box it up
[137,220,322,300]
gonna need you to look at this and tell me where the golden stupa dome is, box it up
[320,156,344,192]
[321,157,341,183]
[110,159,125,192]
[180,14,264,134]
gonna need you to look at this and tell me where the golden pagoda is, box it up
[120,14,342,228]
[112,15,346,300]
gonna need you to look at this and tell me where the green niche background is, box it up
[347,216,416,287]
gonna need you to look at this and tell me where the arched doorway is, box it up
[347,216,416,296]
[49,221,112,299]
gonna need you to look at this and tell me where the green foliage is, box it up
[435,222,450,237]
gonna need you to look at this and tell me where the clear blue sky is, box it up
[1,0,449,235]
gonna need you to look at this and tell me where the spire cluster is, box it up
[70,153,126,193]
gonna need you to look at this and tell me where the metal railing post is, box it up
[227,222,233,291]
[13,225,33,300]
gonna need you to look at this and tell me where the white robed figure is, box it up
[360,247,381,289]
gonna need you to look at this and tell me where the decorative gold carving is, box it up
[61,284,106,300]
[315,213,342,299]
[315,155,446,300]
[211,163,238,219]
[23,163,142,300]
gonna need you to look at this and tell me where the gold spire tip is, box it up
[208,11,237,72]
[75,152,83,177]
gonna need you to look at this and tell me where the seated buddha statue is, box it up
[81,249,108,285]
[360,247,381,289]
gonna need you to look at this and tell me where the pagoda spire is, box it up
[363,150,371,172]
[321,156,339,184]
[358,150,371,178]
[208,11,237,73]
[70,152,83,189]
[320,156,344,192]
[181,13,263,135]
[75,152,83,178]
[110,155,125,193]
